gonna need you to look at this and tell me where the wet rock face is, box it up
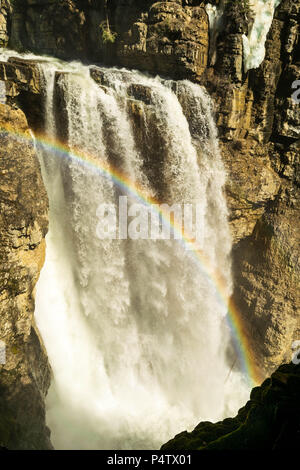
[162,362,300,450]
[0,103,52,449]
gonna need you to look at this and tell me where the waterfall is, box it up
[243,0,282,72]
[205,1,225,65]
[0,47,249,448]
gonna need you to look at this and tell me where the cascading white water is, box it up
[243,0,282,72]
[205,1,225,65]
[0,47,249,449]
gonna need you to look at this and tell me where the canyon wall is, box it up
[203,0,300,375]
[0,100,52,449]
[0,0,299,448]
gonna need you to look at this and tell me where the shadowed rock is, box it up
[162,362,300,450]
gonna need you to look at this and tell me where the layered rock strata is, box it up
[0,99,51,449]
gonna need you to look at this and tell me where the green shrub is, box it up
[100,21,117,44]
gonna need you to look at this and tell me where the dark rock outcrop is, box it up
[162,362,300,450]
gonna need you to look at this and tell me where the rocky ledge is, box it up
[162,362,300,450]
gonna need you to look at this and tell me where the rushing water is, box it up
[0,48,249,449]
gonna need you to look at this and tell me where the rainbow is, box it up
[0,122,263,386]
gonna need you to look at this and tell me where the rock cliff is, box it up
[203,0,300,376]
